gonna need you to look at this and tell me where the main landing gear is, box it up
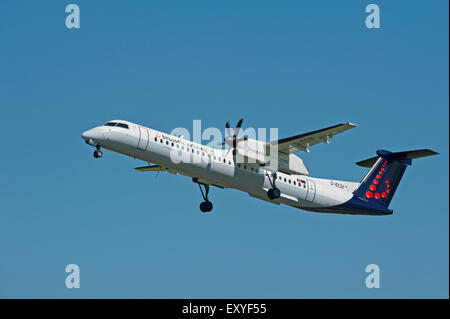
[196,181,213,213]
[266,172,281,200]
[93,145,103,158]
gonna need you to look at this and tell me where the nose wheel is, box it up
[93,146,103,158]
[200,201,213,213]
[196,181,213,213]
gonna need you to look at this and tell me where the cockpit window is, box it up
[102,122,129,129]
[104,122,118,127]
[116,123,129,129]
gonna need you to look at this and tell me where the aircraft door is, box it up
[305,179,316,202]
[137,126,149,150]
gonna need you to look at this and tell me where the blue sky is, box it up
[0,0,448,298]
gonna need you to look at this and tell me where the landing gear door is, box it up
[305,179,316,202]
[137,126,149,150]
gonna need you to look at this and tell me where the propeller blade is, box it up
[234,118,244,137]
[224,118,245,154]
[225,121,233,137]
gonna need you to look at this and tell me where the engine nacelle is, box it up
[235,138,309,175]
[277,153,309,175]
[236,138,267,163]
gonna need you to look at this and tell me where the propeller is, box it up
[223,118,248,156]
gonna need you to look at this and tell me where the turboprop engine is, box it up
[222,118,309,176]
[276,152,309,175]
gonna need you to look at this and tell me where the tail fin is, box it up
[354,149,438,208]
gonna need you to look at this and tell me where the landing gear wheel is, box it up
[267,187,281,200]
[266,171,280,200]
[93,149,103,158]
[194,180,213,213]
[200,201,213,213]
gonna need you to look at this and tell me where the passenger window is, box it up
[160,139,163,143]
[284,178,287,182]
[154,137,157,142]
[171,142,174,147]
[288,180,291,184]
[223,159,226,163]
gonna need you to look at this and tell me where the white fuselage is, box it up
[82,120,361,213]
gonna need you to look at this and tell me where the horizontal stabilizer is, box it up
[356,149,438,167]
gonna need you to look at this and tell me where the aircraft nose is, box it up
[81,129,93,140]
[82,128,102,145]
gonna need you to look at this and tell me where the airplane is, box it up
[81,119,438,215]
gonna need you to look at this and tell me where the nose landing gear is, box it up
[200,200,213,213]
[93,146,103,158]
[195,180,213,213]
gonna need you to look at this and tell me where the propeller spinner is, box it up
[223,118,247,156]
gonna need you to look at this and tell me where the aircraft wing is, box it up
[135,164,182,175]
[270,123,357,154]
[135,164,167,172]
